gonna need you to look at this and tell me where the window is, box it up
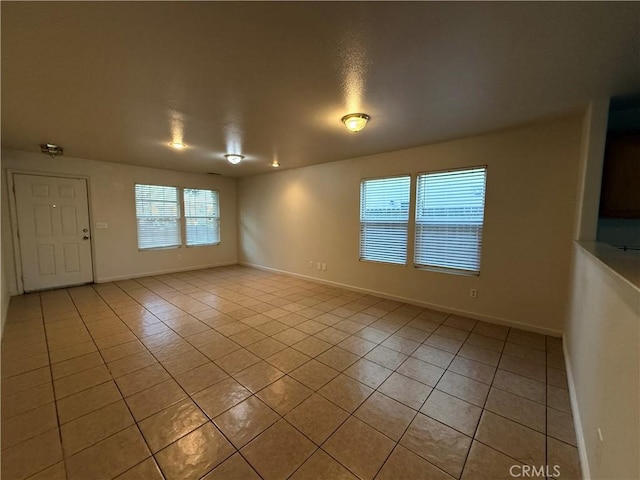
[135,184,181,249]
[360,175,411,265]
[414,167,487,274]
[184,188,220,246]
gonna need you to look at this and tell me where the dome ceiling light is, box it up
[40,143,64,158]
[225,154,244,165]
[341,113,370,133]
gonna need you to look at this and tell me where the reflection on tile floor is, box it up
[1,266,582,479]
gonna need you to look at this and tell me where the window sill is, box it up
[414,264,479,277]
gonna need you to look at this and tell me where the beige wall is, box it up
[239,116,583,334]
[1,149,238,295]
[565,244,640,479]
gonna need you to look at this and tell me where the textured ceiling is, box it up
[2,2,639,177]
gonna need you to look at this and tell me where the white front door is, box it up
[14,174,94,292]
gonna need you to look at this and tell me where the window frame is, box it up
[413,165,488,276]
[359,173,412,266]
[134,183,221,251]
[134,184,182,251]
[183,188,221,247]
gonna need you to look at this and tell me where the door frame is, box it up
[7,170,97,294]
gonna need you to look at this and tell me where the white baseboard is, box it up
[563,336,591,480]
[239,261,563,337]
[96,261,238,283]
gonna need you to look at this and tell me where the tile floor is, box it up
[1,265,582,480]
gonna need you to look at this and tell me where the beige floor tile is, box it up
[241,420,316,480]
[493,369,546,404]
[498,355,546,383]
[290,359,340,390]
[436,371,490,407]
[65,425,150,480]
[461,440,535,480]
[115,363,171,397]
[421,389,482,436]
[155,423,235,480]
[285,393,349,445]
[27,461,67,480]
[215,348,261,375]
[290,449,358,480]
[475,411,545,465]
[202,453,261,480]
[229,328,268,347]
[354,391,416,441]
[51,352,105,380]
[216,321,251,337]
[100,340,148,363]
[246,337,288,359]
[323,417,395,480]
[397,357,445,387]
[424,334,464,354]
[174,361,229,395]
[1,353,50,379]
[364,345,408,370]
[2,382,54,419]
[1,428,63,480]
[49,343,95,365]
[256,376,313,415]
[377,445,455,480]
[160,349,209,376]
[273,328,309,346]
[380,335,420,355]
[193,376,252,418]
[1,367,51,397]
[547,384,572,413]
[197,336,242,361]
[401,413,471,478]
[126,379,187,421]
[507,330,546,351]
[433,325,469,342]
[337,336,377,356]
[457,343,501,367]
[266,348,312,373]
[411,344,454,369]
[255,320,290,336]
[485,387,546,432]
[295,320,327,335]
[318,374,374,412]
[547,367,569,389]
[292,336,332,357]
[1,402,58,449]
[447,356,496,385]
[547,437,582,479]
[214,396,279,447]
[472,321,509,341]
[61,400,134,455]
[503,342,546,365]
[314,326,351,344]
[53,364,112,399]
[316,346,360,371]
[107,351,158,378]
[344,358,393,389]
[115,458,164,480]
[138,398,208,452]
[464,333,505,353]
[378,372,433,410]
[234,360,285,393]
[547,407,577,446]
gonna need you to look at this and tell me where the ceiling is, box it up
[2,2,639,177]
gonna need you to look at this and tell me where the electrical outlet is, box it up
[321,263,327,271]
[309,260,314,268]
[177,254,182,260]
[469,288,477,298]
[316,262,321,270]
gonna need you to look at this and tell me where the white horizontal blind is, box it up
[414,167,487,273]
[360,176,411,265]
[135,184,181,249]
[184,188,220,246]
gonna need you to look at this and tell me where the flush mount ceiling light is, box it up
[341,113,370,133]
[40,143,64,158]
[169,142,186,149]
[225,154,244,165]
[271,159,280,168]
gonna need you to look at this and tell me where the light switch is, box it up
[96,222,108,229]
